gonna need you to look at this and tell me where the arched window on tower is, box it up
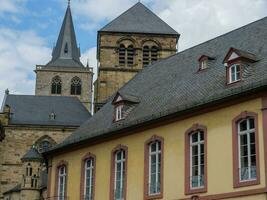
[127,45,134,67]
[51,76,62,94]
[143,45,159,67]
[143,46,150,67]
[119,44,126,66]
[71,77,82,95]
[39,140,52,153]
[26,163,32,176]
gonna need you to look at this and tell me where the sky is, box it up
[0,0,266,104]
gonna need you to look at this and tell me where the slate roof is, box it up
[99,2,179,36]
[47,17,267,153]
[21,147,44,162]
[3,184,21,195]
[3,95,91,126]
[45,5,84,68]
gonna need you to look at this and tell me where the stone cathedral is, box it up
[0,2,178,200]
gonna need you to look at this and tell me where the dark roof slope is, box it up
[4,95,91,126]
[100,2,179,36]
[49,17,267,152]
[46,5,84,68]
[3,184,21,195]
[21,147,44,162]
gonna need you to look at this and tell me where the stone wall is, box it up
[0,126,74,200]
[35,68,93,111]
[95,32,178,108]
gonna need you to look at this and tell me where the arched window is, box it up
[26,163,32,176]
[51,76,62,94]
[144,136,164,199]
[110,145,128,200]
[185,124,207,194]
[71,77,82,95]
[81,154,96,200]
[119,44,126,66]
[39,140,52,153]
[143,46,150,67]
[143,45,159,67]
[56,164,67,200]
[232,112,260,188]
[127,45,134,67]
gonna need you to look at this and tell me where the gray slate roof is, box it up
[3,95,91,126]
[100,2,179,36]
[46,5,84,68]
[49,17,267,153]
[21,147,44,162]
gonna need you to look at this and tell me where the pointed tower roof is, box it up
[99,2,179,36]
[46,4,84,68]
[21,147,44,162]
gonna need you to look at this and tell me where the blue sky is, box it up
[0,0,266,103]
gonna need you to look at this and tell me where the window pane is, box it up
[240,134,247,145]
[192,145,198,156]
[249,118,255,129]
[191,133,198,143]
[250,132,255,144]
[239,120,247,131]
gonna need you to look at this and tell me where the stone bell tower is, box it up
[20,147,44,200]
[94,2,179,112]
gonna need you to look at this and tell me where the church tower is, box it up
[94,2,179,111]
[35,3,93,111]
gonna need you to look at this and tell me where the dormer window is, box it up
[223,48,258,85]
[229,64,241,83]
[200,60,208,70]
[198,55,214,71]
[112,92,140,122]
[115,105,124,121]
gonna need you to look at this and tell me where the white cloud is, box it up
[0,28,51,103]
[0,0,27,15]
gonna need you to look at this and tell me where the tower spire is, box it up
[47,2,83,68]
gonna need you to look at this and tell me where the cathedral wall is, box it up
[35,69,93,111]
[0,126,74,199]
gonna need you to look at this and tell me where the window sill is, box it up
[185,187,207,195]
[234,179,260,188]
[145,193,163,200]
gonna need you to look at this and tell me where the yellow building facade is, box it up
[47,95,267,200]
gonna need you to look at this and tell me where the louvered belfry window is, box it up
[143,45,158,67]
[51,76,62,94]
[119,44,134,67]
[71,77,82,95]
[119,44,126,66]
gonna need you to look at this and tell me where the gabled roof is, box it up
[3,95,91,126]
[47,17,267,154]
[46,5,84,68]
[21,147,44,162]
[99,2,179,36]
[223,47,259,63]
[112,92,140,104]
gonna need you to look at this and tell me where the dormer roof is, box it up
[223,47,259,63]
[198,55,214,61]
[112,92,140,105]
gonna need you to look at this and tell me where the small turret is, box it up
[20,146,44,200]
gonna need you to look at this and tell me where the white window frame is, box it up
[114,150,126,200]
[229,64,241,83]
[115,105,123,121]
[190,131,205,189]
[58,166,66,200]
[84,158,94,200]
[148,141,161,195]
[238,118,257,182]
[200,60,208,70]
